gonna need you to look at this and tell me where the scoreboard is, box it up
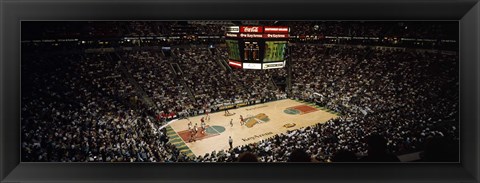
[225,26,289,69]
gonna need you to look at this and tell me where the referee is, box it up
[229,136,233,149]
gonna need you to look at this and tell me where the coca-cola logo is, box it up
[244,27,258,32]
[241,26,263,33]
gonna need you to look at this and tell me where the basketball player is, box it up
[224,109,229,116]
[205,109,210,122]
[188,123,196,142]
[188,121,192,131]
[240,115,244,126]
[189,131,196,142]
[226,109,235,116]
[201,121,206,134]
[229,136,233,149]
[191,123,198,142]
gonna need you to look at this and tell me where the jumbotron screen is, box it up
[264,41,287,62]
[226,26,289,69]
[226,40,241,61]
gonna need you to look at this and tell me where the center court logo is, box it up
[244,113,270,128]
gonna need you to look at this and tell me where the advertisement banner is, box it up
[228,60,242,68]
[227,26,240,33]
[226,33,238,38]
[237,33,289,39]
[264,34,289,38]
[240,26,263,33]
[219,105,235,110]
[264,26,290,33]
[236,102,248,107]
[242,63,262,69]
[239,33,264,38]
[262,61,285,69]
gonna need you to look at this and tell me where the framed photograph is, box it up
[1,0,479,182]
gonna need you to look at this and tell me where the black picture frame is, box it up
[1,0,479,182]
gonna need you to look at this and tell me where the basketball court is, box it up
[165,99,340,157]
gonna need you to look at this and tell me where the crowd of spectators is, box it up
[21,45,289,162]
[23,21,457,42]
[21,22,459,162]
[21,21,459,52]
[254,44,458,162]
[21,53,182,162]
[282,21,457,40]
[176,44,458,162]
[118,50,194,119]
[175,47,286,111]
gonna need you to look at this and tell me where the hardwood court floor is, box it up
[167,99,340,157]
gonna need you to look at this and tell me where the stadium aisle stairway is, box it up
[110,53,196,159]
